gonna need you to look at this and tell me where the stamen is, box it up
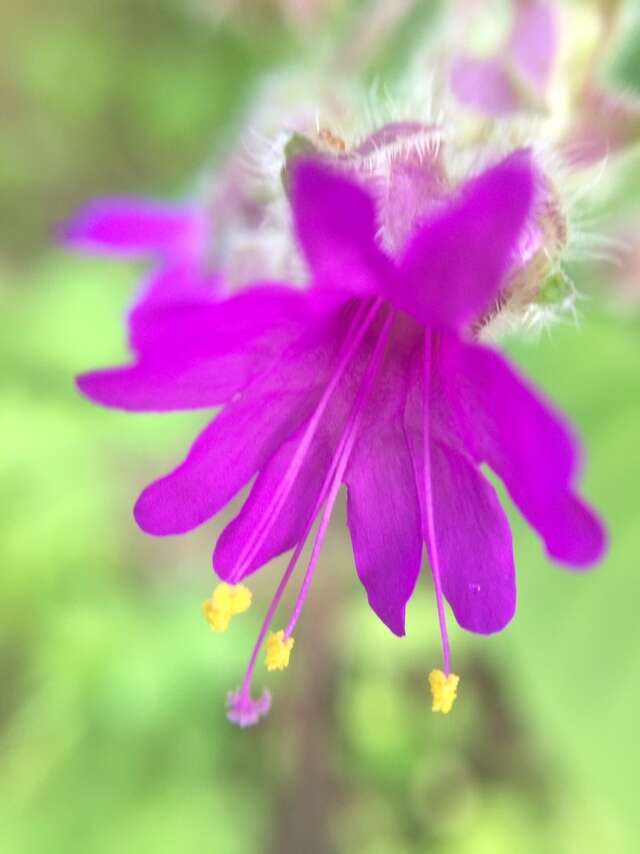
[226,310,395,726]
[285,310,396,638]
[428,669,459,714]
[227,297,383,585]
[226,540,305,726]
[422,332,452,676]
[202,583,252,633]
[265,630,294,671]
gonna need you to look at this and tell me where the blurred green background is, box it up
[2,1,640,852]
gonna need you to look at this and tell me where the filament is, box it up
[422,331,452,675]
[285,309,395,636]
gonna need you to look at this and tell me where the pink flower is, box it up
[78,151,606,725]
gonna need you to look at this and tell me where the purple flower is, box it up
[62,197,218,311]
[77,151,606,724]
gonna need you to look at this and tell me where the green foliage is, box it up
[1,0,289,261]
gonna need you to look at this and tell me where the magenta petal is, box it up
[448,338,576,482]
[520,492,607,568]
[134,386,314,535]
[213,426,331,580]
[431,443,516,634]
[76,352,262,412]
[345,423,422,636]
[130,283,311,359]
[78,285,313,415]
[445,338,606,567]
[450,56,520,115]
[509,0,557,89]
[131,262,222,315]
[292,160,393,295]
[394,150,535,332]
[62,198,203,258]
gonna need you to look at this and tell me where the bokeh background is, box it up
[2,1,640,852]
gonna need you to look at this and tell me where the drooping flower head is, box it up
[77,130,606,726]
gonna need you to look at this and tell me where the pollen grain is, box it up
[202,583,252,633]
[428,669,460,714]
[265,630,295,671]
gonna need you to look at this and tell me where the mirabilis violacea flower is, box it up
[77,144,606,726]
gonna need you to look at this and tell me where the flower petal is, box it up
[76,352,264,412]
[394,150,535,332]
[431,443,516,634]
[345,422,422,636]
[292,160,393,296]
[528,491,607,567]
[132,333,338,535]
[443,336,606,567]
[80,282,314,412]
[78,284,314,413]
[131,262,222,315]
[509,0,557,89]
[130,283,313,359]
[214,307,401,580]
[213,426,332,580]
[450,57,520,115]
[62,198,203,258]
[134,385,316,535]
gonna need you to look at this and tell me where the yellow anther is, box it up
[428,669,460,715]
[202,599,232,632]
[201,583,252,633]
[265,630,294,671]
[217,582,252,615]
